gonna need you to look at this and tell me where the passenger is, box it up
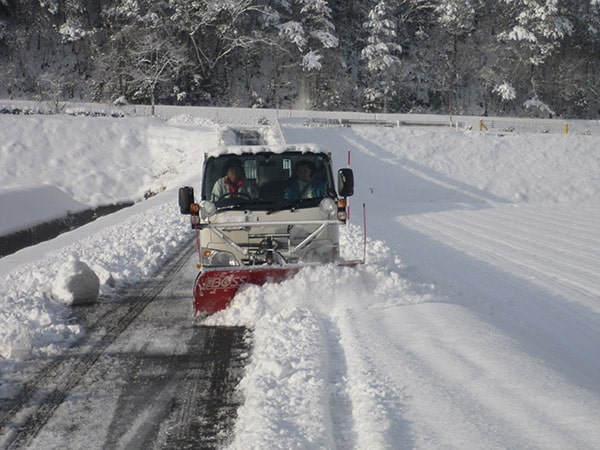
[211,158,258,201]
[284,161,324,200]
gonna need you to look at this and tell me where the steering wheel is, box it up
[216,192,253,202]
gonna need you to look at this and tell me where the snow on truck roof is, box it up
[205,143,326,158]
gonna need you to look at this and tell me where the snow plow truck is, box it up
[178,144,359,315]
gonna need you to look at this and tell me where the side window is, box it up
[283,158,292,179]
[244,160,257,180]
[201,159,219,200]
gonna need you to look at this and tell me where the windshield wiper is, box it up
[286,198,306,211]
[215,199,252,210]
[264,202,290,214]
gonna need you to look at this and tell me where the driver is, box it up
[211,158,258,201]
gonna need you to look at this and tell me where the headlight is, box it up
[200,200,217,219]
[202,249,239,267]
[319,197,337,217]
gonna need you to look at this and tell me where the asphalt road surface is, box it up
[0,241,249,449]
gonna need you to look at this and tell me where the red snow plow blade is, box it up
[193,261,361,316]
[193,265,302,315]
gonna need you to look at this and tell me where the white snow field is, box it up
[1,106,599,448]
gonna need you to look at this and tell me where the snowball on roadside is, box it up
[52,253,100,305]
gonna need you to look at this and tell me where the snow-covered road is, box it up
[1,109,599,448]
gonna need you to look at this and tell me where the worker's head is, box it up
[295,161,313,182]
[224,159,244,182]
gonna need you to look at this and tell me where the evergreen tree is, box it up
[498,0,572,66]
[327,0,370,110]
[495,1,573,116]
[269,0,339,108]
[540,1,600,116]
[430,0,477,114]
[361,0,402,112]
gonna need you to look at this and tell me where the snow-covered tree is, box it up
[360,0,402,112]
[435,0,475,35]
[264,0,340,108]
[498,0,573,66]
[166,0,270,104]
[276,0,339,71]
[493,81,517,102]
[97,0,189,110]
[492,1,576,116]
[548,0,600,116]
[170,1,262,71]
[0,0,100,100]
[428,0,477,113]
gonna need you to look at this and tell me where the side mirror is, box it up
[337,168,354,197]
[178,187,195,214]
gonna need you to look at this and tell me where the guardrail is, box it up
[278,114,600,135]
[2,99,600,135]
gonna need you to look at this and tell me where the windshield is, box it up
[202,151,336,211]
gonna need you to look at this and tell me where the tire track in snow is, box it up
[332,307,411,449]
[400,206,600,302]
[453,206,600,273]
[410,206,599,266]
[502,206,600,248]
[321,319,356,449]
[419,216,599,297]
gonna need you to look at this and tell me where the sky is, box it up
[1,105,599,448]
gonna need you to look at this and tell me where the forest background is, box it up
[1,0,599,119]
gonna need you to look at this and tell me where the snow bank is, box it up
[0,113,215,234]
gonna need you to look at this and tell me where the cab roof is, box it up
[205,144,326,159]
